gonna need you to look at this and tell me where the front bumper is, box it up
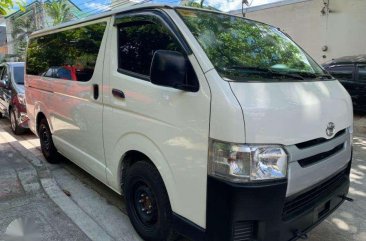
[206,159,352,241]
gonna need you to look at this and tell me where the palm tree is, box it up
[45,0,74,26]
[11,13,37,58]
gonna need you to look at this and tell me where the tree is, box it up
[45,0,74,25]
[0,0,25,15]
[182,0,218,10]
[11,14,37,59]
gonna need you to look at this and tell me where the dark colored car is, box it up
[323,55,366,111]
[0,62,29,134]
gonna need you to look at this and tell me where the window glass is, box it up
[177,9,326,82]
[328,65,354,80]
[26,22,107,82]
[117,19,183,77]
[0,67,4,80]
[13,66,25,85]
[44,68,54,77]
[56,67,72,80]
[358,66,366,81]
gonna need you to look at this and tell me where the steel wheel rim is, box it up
[132,181,158,227]
[40,126,51,151]
[10,111,16,131]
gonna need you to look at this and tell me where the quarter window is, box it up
[117,18,183,77]
[26,22,107,82]
[328,65,354,81]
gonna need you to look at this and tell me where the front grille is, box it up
[233,221,255,241]
[298,143,344,167]
[282,168,347,220]
[295,129,346,149]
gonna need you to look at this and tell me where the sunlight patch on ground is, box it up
[0,131,17,144]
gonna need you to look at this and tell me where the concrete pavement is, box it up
[0,127,91,241]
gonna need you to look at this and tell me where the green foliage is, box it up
[45,0,74,25]
[178,9,320,80]
[11,13,37,60]
[0,0,25,15]
[27,22,106,75]
[181,0,218,10]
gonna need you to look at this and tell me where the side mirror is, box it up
[0,79,7,88]
[150,50,198,92]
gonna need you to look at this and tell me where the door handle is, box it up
[112,88,125,99]
[93,84,99,100]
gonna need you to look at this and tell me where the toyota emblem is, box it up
[326,122,335,137]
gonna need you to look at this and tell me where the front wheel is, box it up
[10,109,26,135]
[125,161,177,241]
[38,118,60,164]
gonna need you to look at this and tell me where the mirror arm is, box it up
[174,83,198,92]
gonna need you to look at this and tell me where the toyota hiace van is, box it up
[25,4,353,241]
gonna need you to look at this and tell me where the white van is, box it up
[25,4,353,241]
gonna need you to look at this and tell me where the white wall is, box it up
[233,0,366,64]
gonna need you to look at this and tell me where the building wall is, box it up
[233,0,366,64]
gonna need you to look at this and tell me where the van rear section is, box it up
[25,5,353,241]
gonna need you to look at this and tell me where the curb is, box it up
[2,132,115,241]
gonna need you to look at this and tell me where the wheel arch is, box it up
[107,133,178,212]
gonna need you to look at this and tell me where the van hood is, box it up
[230,80,353,145]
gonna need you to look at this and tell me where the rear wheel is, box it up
[125,161,177,241]
[38,118,60,163]
[10,109,26,135]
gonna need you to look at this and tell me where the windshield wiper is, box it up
[288,71,333,80]
[225,66,305,80]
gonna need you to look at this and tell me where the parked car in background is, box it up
[323,55,366,111]
[0,62,29,134]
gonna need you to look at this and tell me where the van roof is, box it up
[30,3,223,37]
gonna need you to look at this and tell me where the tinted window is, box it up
[26,22,107,82]
[0,67,4,80]
[117,19,183,77]
[358,66,366,81]
[328,65,354,80]
[13,66,25,84]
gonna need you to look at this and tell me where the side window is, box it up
[328,65,354,81]
[117,18,183,77]
[357,65,366,81]
[0,67,4,80]
[56,67,72,80]
[26,22,107,82]
[44,68,54,77]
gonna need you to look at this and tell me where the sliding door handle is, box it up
[112,88,125,99]
[93,84,99,100]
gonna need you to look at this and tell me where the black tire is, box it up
[10,109,26,135]
[38,118,60,164]
[125,161,177,241]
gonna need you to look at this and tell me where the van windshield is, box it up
[177,9,328,81]
[13,66,24,85]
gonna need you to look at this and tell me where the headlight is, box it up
[17,94,25,105]
[208,139,288,183]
